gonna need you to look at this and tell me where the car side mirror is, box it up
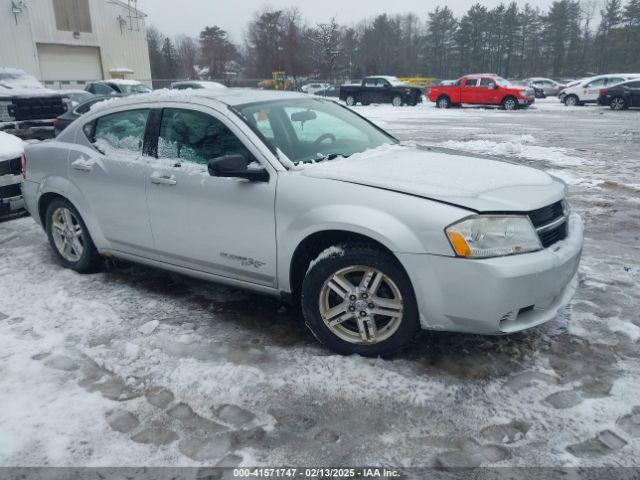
[208,154,269,182]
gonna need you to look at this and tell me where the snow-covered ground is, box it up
[1,98,639,468]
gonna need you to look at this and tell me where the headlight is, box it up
[446,215,542,258]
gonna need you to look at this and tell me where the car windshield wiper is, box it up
[313,153,350,163]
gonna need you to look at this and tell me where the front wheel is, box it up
[564,94,579,107]
[301,246,420,356]
[345,95,356,107]
[45,198,100,272]
[502,96,518,110]
[610,97,627,110]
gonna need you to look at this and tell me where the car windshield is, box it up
[235,98,397,164]
[381,76,404,86]
[494,77,513,87]
[117,83,151,94]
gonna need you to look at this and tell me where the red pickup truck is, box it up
[427,75,535,110]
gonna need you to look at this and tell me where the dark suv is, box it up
[598,79,640,110]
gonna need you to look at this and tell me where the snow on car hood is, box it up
[300,144,565,212]
[0,132,25,161]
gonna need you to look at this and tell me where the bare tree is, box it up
[175,35,199,80]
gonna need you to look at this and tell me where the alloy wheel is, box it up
[51,207,85,262]
[319,265,404,345]
[611,98,625,110]
[504,98,517,110]
[392,96,403,107]
[346,96,355,106]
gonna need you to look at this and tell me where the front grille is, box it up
[538,222,568,248]
[527,201,568,248]
[0,182,21,199]
[529,201,564,228]
[0,157,22,176]
[11,96,67,121]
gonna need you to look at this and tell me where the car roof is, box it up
[87,88,311,114]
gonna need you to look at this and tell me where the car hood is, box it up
[299,145,565,212]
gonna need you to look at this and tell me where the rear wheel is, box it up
[436,96,451,109]
[564,94,579,107]
[301,246,420,356]
[45,198,100,273]
[345,95,356,106]
[610,96,627,110]
[502,96,518,110]
[392,95,403,107]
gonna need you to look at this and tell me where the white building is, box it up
[0,0,151,89]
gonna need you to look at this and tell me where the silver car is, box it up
[21,89,584,356]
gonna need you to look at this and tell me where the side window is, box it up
[158,108,251,165]
[480,78,494,87]
[378,79,390,87]
[465,78,479,87]
[606,78,624,86]
[92,83,116,96]
[364,78,377,87]
[586,78,606,88]
[93,109,149,154]
[626,81,640,88]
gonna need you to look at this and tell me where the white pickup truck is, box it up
[0,131,25,217]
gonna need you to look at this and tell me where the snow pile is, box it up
[0,132,25,160]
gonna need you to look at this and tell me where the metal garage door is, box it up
[37,44,102,84]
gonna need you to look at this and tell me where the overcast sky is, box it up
[137,0,555,42]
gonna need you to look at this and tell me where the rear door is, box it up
[461,78,479,103]
[70,109,155,255]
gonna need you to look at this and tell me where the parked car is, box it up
[562,74,640,106]
[512,80,545,98]
[339,76,423,106]
[0,131,25,217]
[0,67,68,140]
[313,86,338,98]
[524,77,565,97]
[54,96,119,136]
[85,79,151,96]
[558,80,582,103]
[59,89,95,108]
[428,75,535,110]
[170,81,227,90]
[302,83,331,94]
[22,89,583,356]
[598,79,640,110]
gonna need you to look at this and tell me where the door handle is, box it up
[150,173,177,186]
[71,158,95,172]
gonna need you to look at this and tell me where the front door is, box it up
[628,81,640,107]
[583,78,607,102]
[69,108,155,255]
[146,106,277,287]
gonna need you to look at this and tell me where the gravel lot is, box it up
[1,98,639,468]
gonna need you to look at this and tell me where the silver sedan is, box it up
[21,89,583,356]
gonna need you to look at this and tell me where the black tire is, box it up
[610,96,627,110]
[436,96,451,109]
[345,95,356,107]
[301,245,420,357]
[45,198,101,273]
[564,94,580,107]
[501,96,518,110]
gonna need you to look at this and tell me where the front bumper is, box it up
[0,120,56,140]
[399,213,584,335]
[518,97,535,105]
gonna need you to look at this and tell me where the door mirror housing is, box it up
[208,154,269,182]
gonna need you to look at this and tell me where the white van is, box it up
[563,74,640,106]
